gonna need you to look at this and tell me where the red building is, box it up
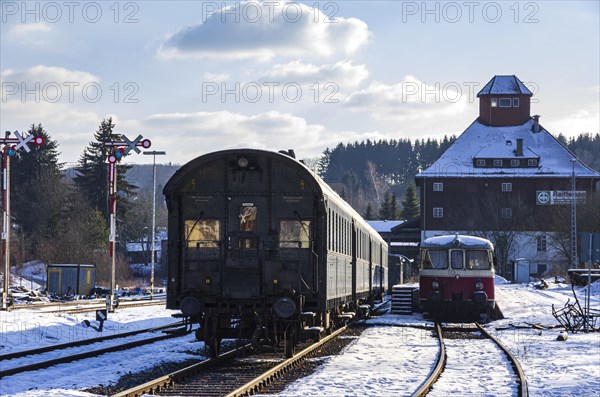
[415,75,600,279]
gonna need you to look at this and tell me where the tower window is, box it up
[491,98,498,107]
[513,98,520,107]
[499,98,512,107]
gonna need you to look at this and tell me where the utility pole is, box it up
[143,150,166,300]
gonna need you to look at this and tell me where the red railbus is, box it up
[419,235,495,320]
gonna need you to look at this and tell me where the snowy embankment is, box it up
[0,280,599,397]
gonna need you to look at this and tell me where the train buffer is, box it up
[391,285,419,315]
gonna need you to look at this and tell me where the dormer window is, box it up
[511,159,520,166]
[476,159,486,167]
[493,159,503,166]
[513,98,520,107]
[499,98,512,107]
[528,159,538,166]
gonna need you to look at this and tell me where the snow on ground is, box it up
[0,280,599,396]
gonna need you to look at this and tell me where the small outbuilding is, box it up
[47,264,96,295]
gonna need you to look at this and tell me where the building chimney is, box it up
[532,115,541,133]
[516,139,523,156]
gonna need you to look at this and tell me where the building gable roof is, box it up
[416,118,600,178]
[477,75,533,96]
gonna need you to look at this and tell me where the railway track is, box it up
[113,325,355,397]
[0,321,188,378]
[413,322,528,397]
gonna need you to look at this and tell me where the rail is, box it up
[411,322,446,397]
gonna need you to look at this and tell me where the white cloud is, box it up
[259,60,368,90]
[203,72,230,82]
[7,22,54,46]
[158,1,371,61]
[546,106,600,136]
[1,66,99,104]
[137,110,386,162]
[344,75,471,121]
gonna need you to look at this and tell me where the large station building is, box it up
[415,75,600,278]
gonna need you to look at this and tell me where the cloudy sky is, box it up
[1,1,598,166]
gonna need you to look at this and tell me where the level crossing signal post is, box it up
[1,131,45,311]
[103,134,151,312]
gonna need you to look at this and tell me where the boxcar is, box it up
[164,149,387,357]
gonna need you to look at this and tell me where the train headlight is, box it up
[432,281,440,290]
[475,280,484,290]
[238,157,248,168]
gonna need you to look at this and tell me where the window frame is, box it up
[528,159,538,166]
[501,207,513,219]
[536,235,547,252]
[433,182,444,192]
[433,207,444,218]
[491,98,498,107]
[512,97,520,107]
[502,182,512,192]
[499,98,512,107]
[510,159,520,167]
[476,159,486,167]
[493,159,503,167]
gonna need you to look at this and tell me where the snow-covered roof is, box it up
[477,75,532,96]
[416,118,600,178]
[421,234,494,250]
[367,220,404,233]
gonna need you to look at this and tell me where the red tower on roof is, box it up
[477,75,532,126]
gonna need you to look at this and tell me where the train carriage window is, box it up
[423,250,448,269]
[279,220,311,248]
[451,250,464,269]
[239,206,257,232]
[466,250,491,270]
[185,219,220,248]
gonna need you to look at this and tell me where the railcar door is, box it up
[224,197,267,299]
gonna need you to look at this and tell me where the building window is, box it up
[528,159,538,166]
[493,159,503,167]
[476,159,486,167]
[513,98,520,107]
[433,182,443,191]
[511,159,520,167]
[433,207,444,218]
[537,263,548,275]
[501,208,512,218]
[537,235,547,252]
[491,98,498,107]
[502,183,512,192]
[499,98,512,107]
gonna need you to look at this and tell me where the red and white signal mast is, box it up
[1,130,45,310]
[103,134,151,312]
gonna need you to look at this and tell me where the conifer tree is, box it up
[363,203,374,220]
[73,117,137,220]
[11,124,65,244]
[378,191,392,220]
[400,184,420,220]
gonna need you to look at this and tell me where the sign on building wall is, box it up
[536,190,586,205]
